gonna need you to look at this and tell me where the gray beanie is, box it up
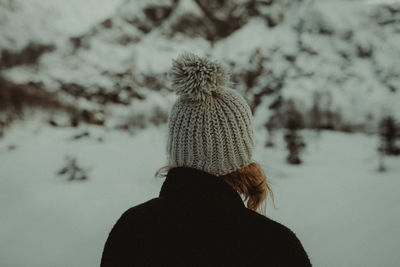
[166,53,254,176]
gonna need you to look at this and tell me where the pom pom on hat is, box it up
[169,52,229,101]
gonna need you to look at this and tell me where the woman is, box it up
[101,53,311,266]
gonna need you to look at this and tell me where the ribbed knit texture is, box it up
[167,53,254,176]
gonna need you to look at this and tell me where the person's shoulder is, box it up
[120,197,163,220]
[241,208,291,232]
[108,197,164,235]
[240,208,304,245]
[241,208,311,266]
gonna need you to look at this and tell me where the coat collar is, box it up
[159,167,244,208]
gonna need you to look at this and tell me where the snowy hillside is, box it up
[1,0,400,132]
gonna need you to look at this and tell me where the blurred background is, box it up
[0,0,400,266]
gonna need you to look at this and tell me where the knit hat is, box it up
[166,53,254,176]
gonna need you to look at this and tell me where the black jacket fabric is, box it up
[101,167,311,267]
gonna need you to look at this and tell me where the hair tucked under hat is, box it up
[166,53,254,176]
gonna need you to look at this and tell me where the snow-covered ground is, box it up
[0,119,399,267]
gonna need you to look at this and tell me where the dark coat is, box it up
[101,167,311,267]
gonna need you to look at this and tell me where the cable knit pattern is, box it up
[167,53,254,176]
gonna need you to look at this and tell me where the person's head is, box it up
[157,52,273,214]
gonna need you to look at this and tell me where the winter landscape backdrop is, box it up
[0,0,400,266]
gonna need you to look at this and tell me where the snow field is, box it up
[0,120,399,266]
